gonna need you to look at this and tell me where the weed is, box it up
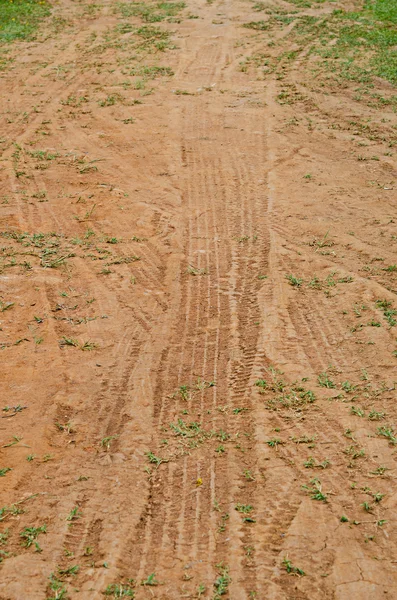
[235,504,253,514]
[59,337,79,348]
[0,300,14,312]
[141,573,159,586]
[244,21,269,30]
[376,299,397,327]
[66,507,82,522]
[20,525,46,552]
[266,438,283,448]
[304,457,329,469]
[254,378,267,390]
[217,512,229,532]
[377,426,397,445]
[340,515,349,522]
[0,504,24,521]
[370,465,389,475]
[0,468,11,477]
[2,436,23,448]
[368,410,385,421]
[58,565,79,576]
[104,582,135,597]
[302,478,328,502]
[351,406,365,417]
[56,422,73,434]
[342,381,357,393]
[0,529,9,545]
[286,274,303,287]
[344,445,365,460]
[101,435,119,451]
[146,451,167,467]
[187,265,207,276]
[213,563,231,599]
[318,372,335,388]
[80,341,97,351]
[197,583,206,597]
[48,573,67,600]
[282,557,305,576]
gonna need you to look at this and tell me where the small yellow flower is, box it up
[196,477,203,487]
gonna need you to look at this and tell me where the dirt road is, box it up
[1,0,397,598]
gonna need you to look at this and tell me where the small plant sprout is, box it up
[370,465,389,476]
[20,525,46,552]
[377,426,397,445]
[58,565,79,576]
[66,507,82,522]
[187,265,207,276]
[141,573,159,586]
[368,410,385,421]
[318,372,335,388]
[304,457,329,469]
[101,435,119,451]
[282,557,305,576]
[213,563,231,599]
[286,274,303,287]
[48,573,67,600]
[197,583,206,597]
[146,451,167,467]
[254,379,267,390]
[302,478,328,502]
[235,504,253,514]
[351,406,365,417]
[342,381,356,393]
[266,438,283,448]
[0,529,9,545]
[104,581,135,597]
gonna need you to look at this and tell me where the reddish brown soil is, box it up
[1,0,397,598]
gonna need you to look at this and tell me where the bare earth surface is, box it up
[1,0,397,598]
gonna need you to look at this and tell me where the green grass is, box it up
[298,2,397,85]
[248,0,397,87]
[104,582,135,597]
[365,0,397,24]
[116,1,185,23]
[0,0,50,43]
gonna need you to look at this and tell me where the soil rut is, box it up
[1,0,397,598]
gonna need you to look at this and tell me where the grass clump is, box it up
[104,582,135,597]
[117,1,185,23]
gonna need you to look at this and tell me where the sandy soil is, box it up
[1,0,397,598]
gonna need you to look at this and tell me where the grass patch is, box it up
[116,1,185,23]
[0,0,51,43]
[246,0,397,88]
[292,1,397,85]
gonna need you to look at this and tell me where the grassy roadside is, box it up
[244,0,397,85]
[0,0,50,43]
